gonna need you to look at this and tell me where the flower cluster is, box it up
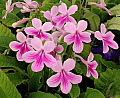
[6,0,119,94]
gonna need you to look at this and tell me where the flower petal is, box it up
[42,22,53,31]
[9,41,22,51]
[58,3,67,14]
[24,27,38,35]
[100,24,106,34]
[43,54,57,68]
[32,18,42,30]
[64,22,76,33]
[64,34,74,45]
[95,31,103,40]
[56,45,64,53]
[103,31,115,40]
[43,41,55,53]
[100,0,106,6]
[67,72,82,84]
[103,41,109,53]
[80,32,91,43]
[63,59,76,71]
[91,69,98,79]
[51,60,62,72]
[43,11,51,20]
[77,20,87,32]
[88,61,98,69]
[51,6,58,16]
[47,73,61,87]
[17,32,26,42]
[87,52,94,62]
[40,32,52,40]
[67,16,77,24]
[68,5,78,15]
[106,40,119,50]
[16,50,23,61]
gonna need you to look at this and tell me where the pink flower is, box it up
[47,59,82,94]
[90,0,112,15]
[53,3,78,28]
[9,32,33,61]
[75,53,98,79]
[95,24,119,53]
[23,37,57,72]
[64,20,91,53]
[24,18,53,41]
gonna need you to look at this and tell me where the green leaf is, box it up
[40,3,54,11]
[0,70,21,98]
[27,91,57,98]
[110,4,120,15]
[54,93,62,98]
[106,17,120,31]
[84,88,105,98]
[0,0,6,20]
[69,84,80,98]
[84,11,100,31]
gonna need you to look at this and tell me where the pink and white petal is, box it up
[91,69,98,79]
[22,51,39,63]
[67,16,77,24]
[42,22,53,31]
[41,32,52,40]
[43,54,57,68]
[60,76,72,94]
[52,31,62,38]
[80,32,91,43]
[88,61,98,69]
[73,39,83,53]
[103,31,114,40]
[95,31,103,40]
[24,27,38,35]
[24,0,31,4]
[47,73,61,87]
[63,59,76,71]
[68,5,78,15]
[17,32,26,42]
[103,41,109,53]
[64,34,75,45]
[51,6,58,16]
[9,41,22,51]
[26,38,32,45]
[31,60,44,72]
[16,50,23,61]
[67,72,82,84]
[87,52,94,62]
[57,45,64,53]
[64,22,76,33]
[106,40,119,49]
[77,20,88,32]
[58,3,67,14]
[43,41,55,53]
[100,24,106,34]
[100,0,106,6]
[32,18,42,30]
[31,37,42,51]
[52,61,62,72]
[43,11,51,20]
[86,67,91,77]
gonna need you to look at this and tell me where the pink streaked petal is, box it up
[31,59,44,72]
[43,11,51,20]
[43,41,55,53]
[68,5,78,15]
[67,16,77,24]
[42,22,53,31]
[103,31,115,40]
[60,75,72,94]
[73,38,83,53]
[47,73,61,87]
[86,67,91,77]
[58,3,67,14]
[22,51,39,63]
[67,72,82,84]
[17,32,26,42]
[103,41,109,53]
[24,27,38,35]
[16,50,23,61]
[63,59,76,71]
[95,31,103,40]
[106,40,119,50]
[51,6,58,16]
[52,31,62,39]
[100,24,106,34]
[31,37,42,51]
[100,0,106,6]
[9,41,22,51]
[32,18,42,30]
[57,45,64,53]
[41,32,52,40]
[91,69,98,79]
[64,34,74,45]
[88,61,98,69]
[80,32,91,43]
[64,22,76,34]
[77,20,87,32]
[52,61,62,72]
[87,52,94,62]
[43,54,57,68]
[26,38,32,45]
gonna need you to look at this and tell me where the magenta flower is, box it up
[47,59,82,94]
[53,3,78,28]
[64,20,91,53]
[9,32,33,61]
[90,0,112,15]
[75,53,98,79]
[95,24,119,53]
[24,18,53,40]
[23,37,57,72]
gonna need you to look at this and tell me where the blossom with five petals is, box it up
[9,32,33,61]
[47,59,82,94]
[64,20,91,53]
[75,53,98,79]
[23,37,57,72]
[95,24,119,53]
[24,18,53,41]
